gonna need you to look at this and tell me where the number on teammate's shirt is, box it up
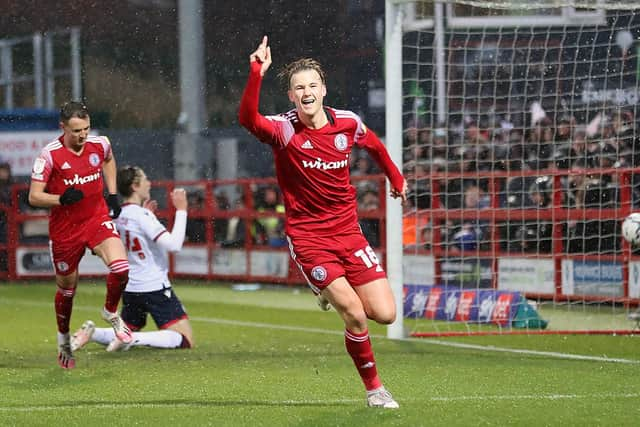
[124,230,146,259]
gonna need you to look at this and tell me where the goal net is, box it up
[385,0,640,337]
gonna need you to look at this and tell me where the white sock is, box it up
[92,328,116,345]
[129,330,183,349]
[91,328,183,349]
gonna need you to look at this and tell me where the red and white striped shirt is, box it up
[31,135,111,241]
[239,61,404,238]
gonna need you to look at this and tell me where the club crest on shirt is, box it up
[334,133,348,151]
[89,153,100,167]
[57,261,69,272]
[311,266,327,282]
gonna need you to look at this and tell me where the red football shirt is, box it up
[239,62,404,238]
[31,135,111,241]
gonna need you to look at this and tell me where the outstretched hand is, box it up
[390,179,408,202]
[250,35,272,76]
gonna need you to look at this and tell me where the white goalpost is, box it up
[385,0,640,338]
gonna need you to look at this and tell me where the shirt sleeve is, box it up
[357,125,405,192]
[238,61,292,147]
[155,210,187,252]
[139,208,167,242]
[100,136,113,161]
[31,148,53,183]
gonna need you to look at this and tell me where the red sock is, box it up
[104,259,129,313]
[55,286,76,334]
[345,329,382,391]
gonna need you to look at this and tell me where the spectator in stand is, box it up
[402,196,432,251]
[420,222,433,251]
[464,117,489,146]
[185,189,206,243]
[351,153,379,195]
[555,115,576,144]
[509,176,554,253]
[214,190,231,243]
[418,127,431,152]
[527,117,554,170]
[403,129,429,174]
[254,185,286,247]
[582,176,620,254]
[444,146,480,209]
[405,159,431,210]
[402,120,421,152]
[612,109,637,166]
[352,153,373,177]
[567,127,593,168]
[358,189,381,248]
[451,184,490,253]
[220,196,247,248]
[430,127,451,162]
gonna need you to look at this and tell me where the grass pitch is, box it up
[1,281,639,426]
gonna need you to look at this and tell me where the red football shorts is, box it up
[49,213,120,276]
[287,230,387,293]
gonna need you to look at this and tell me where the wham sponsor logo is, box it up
[63,171,101,186]
[302,157,348,170]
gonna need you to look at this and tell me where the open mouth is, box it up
[302,98,315,105]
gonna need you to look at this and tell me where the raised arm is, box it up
[155,188,188,252]
[238,36,280,143]
[249,35,272,77]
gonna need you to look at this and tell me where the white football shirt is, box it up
[115,203,171,292]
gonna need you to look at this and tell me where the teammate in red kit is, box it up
[28,101,133,369]
[239,36,407,409]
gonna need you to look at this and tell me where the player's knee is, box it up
[370,306,396,325]
[342,309,369,331]
[180,334,194,349]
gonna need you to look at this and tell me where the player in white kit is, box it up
[71,166,194,351]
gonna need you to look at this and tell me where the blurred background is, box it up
[0,0,386,180]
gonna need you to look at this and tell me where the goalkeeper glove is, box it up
[59,187,84,205]
[107,194,121,218]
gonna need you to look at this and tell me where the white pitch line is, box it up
[191,316,640,365]
[3,298,640,365]
[409,337,640,365]
[1,392,639,412]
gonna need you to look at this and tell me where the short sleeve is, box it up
[100,136,112,160]
[139,208,167,241]
[31,148,53,182]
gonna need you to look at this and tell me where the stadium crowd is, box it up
[2,107,638,272]
[401,107,639,255]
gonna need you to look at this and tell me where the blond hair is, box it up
[278,58,326,90]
